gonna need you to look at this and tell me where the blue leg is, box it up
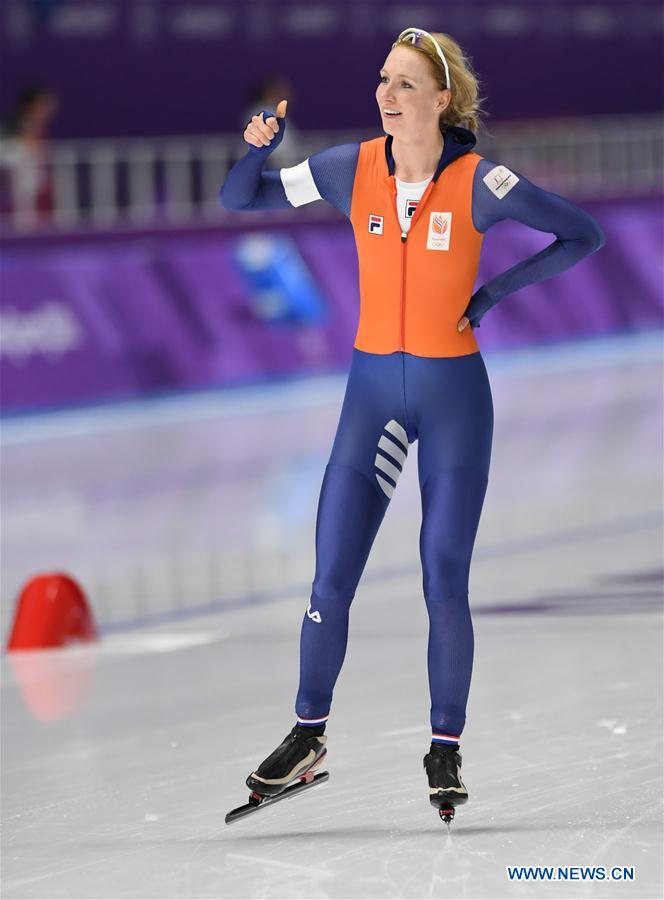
[295,461,388,722]
[408,351,494,742]
[295,349,411,725]
[419,466,489,739]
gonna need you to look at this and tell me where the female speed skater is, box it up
[220,27,604,820]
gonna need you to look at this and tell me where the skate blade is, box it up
[439,805,456,825]
[225,770,329,825]
[430,791,467,825]
[429,791,468,810]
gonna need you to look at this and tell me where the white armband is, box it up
[280,159,322,207]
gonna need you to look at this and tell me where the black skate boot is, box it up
[423,742,468,823]
[246,725,327,798]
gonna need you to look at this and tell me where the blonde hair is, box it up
[392,31,488,135]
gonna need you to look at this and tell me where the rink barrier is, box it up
[9,508,654,640]
[0,114,661,234]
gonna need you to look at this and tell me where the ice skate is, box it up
[423,742,468,824]
[225,725,329,824]
[246,724,327,797]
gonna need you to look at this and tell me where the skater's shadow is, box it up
[224,823,538,841]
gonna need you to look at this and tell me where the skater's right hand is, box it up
[243,100,288,148]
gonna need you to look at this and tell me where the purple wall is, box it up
[1,0,662,139]
[1,196,661,414]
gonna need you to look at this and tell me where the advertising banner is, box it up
[1,196,661,413]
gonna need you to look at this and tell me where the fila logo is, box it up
[405,199,418,218]
[426,212,452,251]
[483,164,519,199]
[306,602,322,624]
[368,214,384,235]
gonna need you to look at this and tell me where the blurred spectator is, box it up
[30,0,63,23]
[0,84,59,227]
[243,76,305,168]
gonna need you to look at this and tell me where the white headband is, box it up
[393,28,452,91]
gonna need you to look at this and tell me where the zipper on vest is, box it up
[400,231,407,350]
[392,180,409,350]
[392,178,435,351]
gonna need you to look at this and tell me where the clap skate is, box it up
[423,742,468,825]
[225,725,329,824]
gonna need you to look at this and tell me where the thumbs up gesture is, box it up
[244,99,288,149]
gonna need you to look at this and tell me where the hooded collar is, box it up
[384,125,477,182]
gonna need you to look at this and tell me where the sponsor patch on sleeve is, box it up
[483,164,519,199]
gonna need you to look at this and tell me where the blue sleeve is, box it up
[465,158,605,327]
[218,110,291,211]
[307,143,360,219]
[218,109,359,218]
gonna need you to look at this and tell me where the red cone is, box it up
[7,574,98,651]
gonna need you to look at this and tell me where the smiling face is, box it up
[376,44,450,138]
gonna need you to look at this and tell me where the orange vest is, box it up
[349,136,484,357]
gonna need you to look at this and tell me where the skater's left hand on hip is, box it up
[457,316,470,332]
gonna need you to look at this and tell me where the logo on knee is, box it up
[306,602,322,624]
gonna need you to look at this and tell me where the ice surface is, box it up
[2,333,662,899]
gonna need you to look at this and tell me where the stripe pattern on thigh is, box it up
[375,419,408,499]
